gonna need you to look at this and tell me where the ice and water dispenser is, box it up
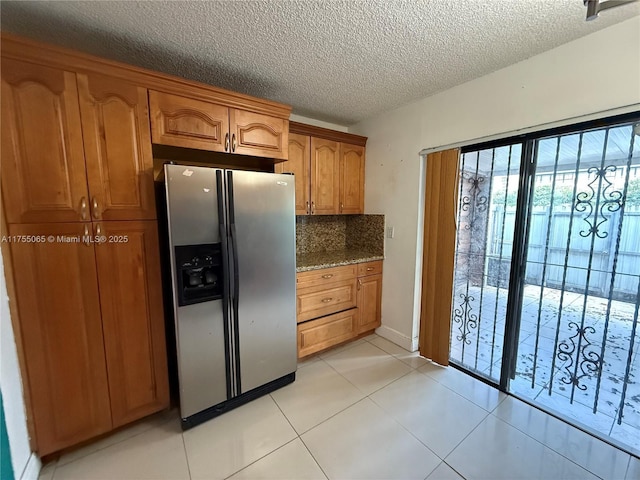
[174,244,223,306]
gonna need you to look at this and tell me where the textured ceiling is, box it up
[1,1,638,125]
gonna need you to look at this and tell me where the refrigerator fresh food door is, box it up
[227,170,297,393]
[165,164,230,418]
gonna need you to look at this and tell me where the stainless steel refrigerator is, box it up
[163,164,297,428]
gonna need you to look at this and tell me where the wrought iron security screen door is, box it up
[449,117,640,454]
[449,144,522,382]
[513,122,640,452]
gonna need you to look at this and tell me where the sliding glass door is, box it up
[449,115,640,455]
[449,144,521,382]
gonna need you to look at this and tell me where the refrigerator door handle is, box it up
[216,170,233,399]
[227,170,242,393]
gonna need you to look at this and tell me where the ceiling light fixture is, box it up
[583,0,639,21]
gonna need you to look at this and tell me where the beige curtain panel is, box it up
[419,148,460,366]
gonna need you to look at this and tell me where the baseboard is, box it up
[375,325,415,352]
[20,453,41,480]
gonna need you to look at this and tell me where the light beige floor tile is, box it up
[418,362,505,411]
[371,371,488,457]
[271,359,365,433]
[297,355,321,369]
[494,396,630,480]
[626,456,639,480]
[318,338,366,359]
[396,350,429,369]
[446,415,599,480]
[52,421,188,480]
[38,460,57,480]
[302,398,440,480]
[367,335,407,355]
[323,341,412,395]
[425,462,464,480]
[361,333,379,342]
[57,408,178,466]
[183,395,297,480]
[366,336,428,368]
[229,438,326,480]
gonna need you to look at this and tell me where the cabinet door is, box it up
[275,133,310,215]
[339,143,365,214]
[357,274,382,334]
[149,90,230,152]
[78,74,156,221]
[94,221,169,427]
[310,138,340,215]
[229,109,288,160]
[9,223,112,455]
[1,60,89,224]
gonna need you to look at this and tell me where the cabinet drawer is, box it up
[297,278,357,323]
[357,261,383,277]
[296,264,357,289]
[298,309,357,358]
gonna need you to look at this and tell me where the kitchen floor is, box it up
[40,334,639,480]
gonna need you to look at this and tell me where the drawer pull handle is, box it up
[366,267,374,271]
[321,297,333,303]
[321,274,334,279]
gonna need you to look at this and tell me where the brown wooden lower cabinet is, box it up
[8,220,169,455]
[356,273,382,334]
[94,221,169,428]
[296,260,383,358]
[9,223,113,455]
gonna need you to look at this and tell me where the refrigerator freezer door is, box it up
[228,170,297,393]
[164,164,221,246]
[165,164,230,418]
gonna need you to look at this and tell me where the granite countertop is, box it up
[296,249,384,272]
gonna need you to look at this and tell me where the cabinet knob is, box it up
[306,201,310,215]
[367,267,374,271]
[321,274,334,279]
[321,297,333,303]
[232,133,237,152]
[83,224,90,246]
[225,133,230,152]
[340,202,343,213]
[311,201,315,215]
[358,279,362,290]
[80,197,88,220]
[92,197,101,219]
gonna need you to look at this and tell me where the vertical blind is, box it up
[419,148,460,365]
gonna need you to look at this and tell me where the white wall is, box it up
[351,16,640,350]
[0,249,39,480]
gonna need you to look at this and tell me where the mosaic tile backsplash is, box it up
[296,214,384,255]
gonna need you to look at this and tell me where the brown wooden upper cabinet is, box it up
[276,123,366,215]
[1,59,90,224]
[77,73,156,220]
[339,143,365,214]
[149,90,288,160]
[1,61,156,223]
